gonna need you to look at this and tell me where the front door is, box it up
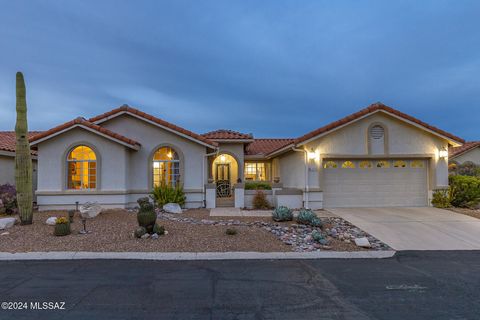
[215,163,231,198]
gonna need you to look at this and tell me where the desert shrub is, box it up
[136,197,156,229]
[134,226,147,238]
[272,206,293,222]
[153,223,165,235]
[151,183,186,207]
[0,183,17,214]
[297,209,323,227]
[54,217,71,236]
[431,189,451,208]
[312,230,328,245]
[245,182,272,190]
[449,175,480,208]
[226,228,237,235]
[456,162,480,177]
[252,190,270,209]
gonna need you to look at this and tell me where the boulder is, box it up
[163,203,182,214]
[46,217,57,226]
[0,217,16,230]
[354,237,371,248]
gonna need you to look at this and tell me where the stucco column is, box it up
[207,155,214,182]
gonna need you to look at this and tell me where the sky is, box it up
[0,1,479,140]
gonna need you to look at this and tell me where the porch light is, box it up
[439,148,448,159]
[167,152,172,159]
[307,148,317,160]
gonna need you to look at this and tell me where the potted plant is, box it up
[54,217,71,236]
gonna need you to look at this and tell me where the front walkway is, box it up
[327,207,480,250]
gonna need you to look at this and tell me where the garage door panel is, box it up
[324,159,427,208]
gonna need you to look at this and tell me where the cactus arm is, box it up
[15,72,33,225]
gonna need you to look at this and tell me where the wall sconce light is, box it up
[439,148,448,159]
[307,148,317,160]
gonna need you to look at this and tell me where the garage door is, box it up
[323,159,428,208]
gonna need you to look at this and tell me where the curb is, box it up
[0,250,396,261]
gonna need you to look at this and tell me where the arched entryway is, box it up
[212,153,239,206]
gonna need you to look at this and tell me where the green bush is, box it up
[252,190,270,209]
[226,228,237,235]
[272,206,293,222]
[245,182,272,190]
[151,183,186,207]
[297,209,322,227]
[153,223,165,235]
[134,226,147,238]
[449,175,480,208]
[431,189,451,208]
[456,162,480,177]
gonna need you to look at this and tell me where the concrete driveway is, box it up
[327,207,480,250]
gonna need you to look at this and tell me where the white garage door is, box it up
[323,159,428,208]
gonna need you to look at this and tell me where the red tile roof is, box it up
[449,141,480,158]
[246,138,294,156]
[89,105,218,147]
[294,102,465,146]
[202,129,253,140]
[29,117,141,149]
[0,131,42,155]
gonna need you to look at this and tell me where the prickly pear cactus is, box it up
[14,72,33,225]
[272,206,293,222]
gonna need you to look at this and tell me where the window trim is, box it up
[64,143,100,191]
[244,161,271,182]
[148,144,184,189]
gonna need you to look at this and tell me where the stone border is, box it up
[0,251,396,261]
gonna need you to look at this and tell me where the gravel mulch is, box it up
[448,207,480,220]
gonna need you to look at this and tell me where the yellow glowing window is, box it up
[67,145,97,190]
[359,161,373,169]
[411,160,424,168]
[153,147,180,187]
[324,161,337,169]
[341,161,355,169]
[376,160,390,168]
[244,162,270,181]
[393,160,407,168]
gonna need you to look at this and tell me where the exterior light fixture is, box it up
[220,155,226,162]
[439,148,448,159]
[167,152,172,159]
[307,148,317,160]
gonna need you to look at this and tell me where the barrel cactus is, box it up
[136,197,156,229]
[134,226,147,238]
[297,209,322,227]
[272,206,293,222]
[14,72,33,225]
[54,217,70,236]
[153,223,165,235]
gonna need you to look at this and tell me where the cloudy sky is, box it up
[0,1,479,139]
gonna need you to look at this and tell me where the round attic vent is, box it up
[370,125,385,139]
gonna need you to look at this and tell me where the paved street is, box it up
[0,251,479,319]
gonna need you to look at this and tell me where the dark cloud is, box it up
[0,0,478,139]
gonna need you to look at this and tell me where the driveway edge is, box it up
[0,250,396,261]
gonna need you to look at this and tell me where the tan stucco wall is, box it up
[101,114,208,191]
[0,155,15,185]
[276,112,449,190]
[452,148,480,165]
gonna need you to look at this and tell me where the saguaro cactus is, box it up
[15,72,33,225]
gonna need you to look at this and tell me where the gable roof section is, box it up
[294,102,465,147]
[0,131,42,156]
[246,138,294,156]
[29,117,141,150]
[202,129,253,141]
[449,141,480,159]
[90,105,218,148]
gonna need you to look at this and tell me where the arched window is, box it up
[67,145,97,190]
[341,161,355,169]
[153,147,180,187]
[323,161,337,169]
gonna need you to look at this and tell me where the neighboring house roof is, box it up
[294,102,465,147]
[202,129,253,141]
[29,117,141,150]
[246,138,295,156]
[0,131,42,156]
[89,105,218,148]
[449,141,480,159]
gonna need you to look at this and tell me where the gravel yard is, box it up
[448,208,480,220]
[0,209,388,253]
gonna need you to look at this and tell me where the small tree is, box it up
[15,72,33,224]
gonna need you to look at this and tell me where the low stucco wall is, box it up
[244,190,273,209]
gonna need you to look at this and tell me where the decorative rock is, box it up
[1,231,10,236]
[141,233,150,239]
[0,218,16,230]
[163,203,182,214]
[151,233,159,239]
[164,230,169,235]
[46,217,57,226]
[354,237,371,248]
[79,202,102,218]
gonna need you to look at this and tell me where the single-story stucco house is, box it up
[1,102,465,210]
[449,141,480,165]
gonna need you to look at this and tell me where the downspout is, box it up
[203,148,219,207]
[292,147,309,209]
